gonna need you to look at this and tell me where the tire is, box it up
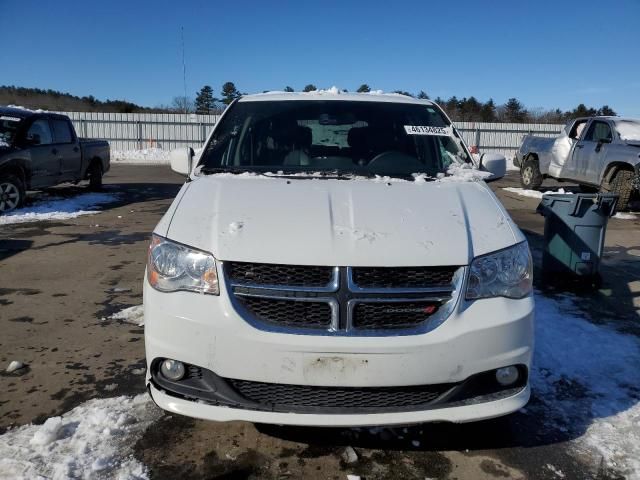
[520,157,543,190]
[0,173,25,214]
[88,162,103,191]
[601,168,634,211]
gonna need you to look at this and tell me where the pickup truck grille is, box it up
[224,262,463,336]
[227,378,452,410]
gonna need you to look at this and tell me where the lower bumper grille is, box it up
[151,360,529,415]
[228,378,451,409]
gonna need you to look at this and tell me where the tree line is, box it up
[187,82,617,123]
[2,84,618,123]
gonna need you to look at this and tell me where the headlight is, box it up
[466,242,532,300]
[147,235,219,295]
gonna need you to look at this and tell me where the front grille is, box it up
[238,296,332,329]
[226,262,334,288]
[225,263,463,335]
[351,266,458,289]
[228,378,452,409]
[352,301,441,330]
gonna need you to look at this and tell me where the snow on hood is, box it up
[159,174,520,266]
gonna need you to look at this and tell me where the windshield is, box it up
[198,100,471,178]
[0,115,22,147]
[614,120,640,142]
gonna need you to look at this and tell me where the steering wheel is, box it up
[367,151,424,172]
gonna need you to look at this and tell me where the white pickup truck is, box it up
[144,92,534,427]
[514,116,640,210]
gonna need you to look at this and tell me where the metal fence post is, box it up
[137,121,142,149]
[474,128,481,150]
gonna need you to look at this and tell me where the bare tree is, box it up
[171,96,194,113]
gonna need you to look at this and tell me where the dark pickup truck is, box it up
[0,107,110,213]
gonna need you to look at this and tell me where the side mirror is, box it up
[598,138,612,144]
[479,153,506,181]
[170,147,194,176]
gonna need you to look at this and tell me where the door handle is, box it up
[52,148,58,154]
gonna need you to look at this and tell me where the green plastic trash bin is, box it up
[536,193,618,283]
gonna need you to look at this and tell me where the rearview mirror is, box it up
[479,153,506,181]
[170,147,194,176]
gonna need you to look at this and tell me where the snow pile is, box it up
[437,162,492,182]
[112,148,171,165]
[0,192,119,225]
[108,305,144,326]
[0,394,161,480]
[502,187,573,199]
[533,293,640,478]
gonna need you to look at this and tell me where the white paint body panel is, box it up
[163,176,521,266]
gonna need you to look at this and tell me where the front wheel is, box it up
[601,168,634,211]
[520,158,543,190]
[0,174,25,214]
[88,162,103,191]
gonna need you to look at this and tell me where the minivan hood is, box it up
[161,175,521,267]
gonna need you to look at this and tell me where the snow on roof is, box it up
[240,87,434,105]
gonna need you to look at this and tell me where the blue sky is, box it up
[2,0,639,115]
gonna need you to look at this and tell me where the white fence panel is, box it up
[55,111,564,158]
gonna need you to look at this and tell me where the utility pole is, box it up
[181,26,188,114]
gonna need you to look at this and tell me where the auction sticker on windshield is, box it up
[404,125,452,136]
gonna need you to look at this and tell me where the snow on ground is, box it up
[0,192,119,225]
[0,394,162,480]
[532,293,640,478]
[614,212,638,220]
[107,305,144,326]
[111,148,171,165]
[502,187,573,199]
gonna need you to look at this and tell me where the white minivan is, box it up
[144,91,534,427]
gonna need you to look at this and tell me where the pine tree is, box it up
[221,82,242,105]
[417,90,429,99]
[598,105,616,116]
[504,98,527,122]
[357,84,371,93]
[303,84,317,92]
[284,86,294,92]
[194,85,216,114]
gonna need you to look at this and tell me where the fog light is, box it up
[160,359,185,381]
[495,366,519,386]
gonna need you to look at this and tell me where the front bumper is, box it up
[144,278,534,425]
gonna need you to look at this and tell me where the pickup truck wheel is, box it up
[88,163,103,191]
[0,174,25,214]
[602,168,634,211]
[520,158,543,189]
